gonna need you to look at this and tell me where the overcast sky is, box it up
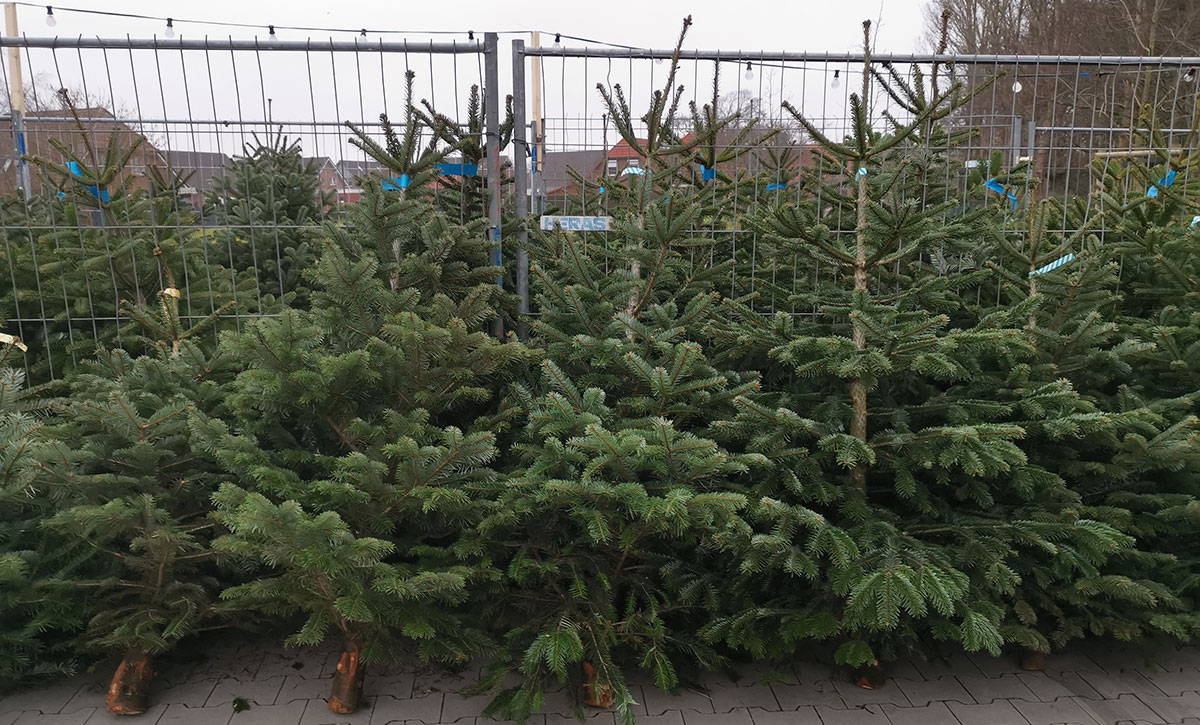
[8,0,933,162]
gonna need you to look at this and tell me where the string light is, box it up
[359,28,366,38]
[744,62,754,81]
[1185,68,1196,83]
[655,57,663,65]
[468,30,474,40]
[553,32,561,48]
[1012,79,1023,93]
[268,24,278,43]
[44,5,55,26]
[164,18,175,38]
[831,70,841,89]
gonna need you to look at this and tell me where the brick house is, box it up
[0,107,167,197]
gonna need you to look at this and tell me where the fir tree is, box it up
[196,196,530,714]
[205,128,334,306]
[34,285,239,714]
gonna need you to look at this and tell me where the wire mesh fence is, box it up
[4,31,1200,379]
[0,35,501,380]
[519,44,1200,309]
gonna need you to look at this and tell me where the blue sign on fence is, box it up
[540,215,613,232]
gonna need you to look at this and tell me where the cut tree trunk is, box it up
[106,647,153,715]
[1020,650,1047,671]
[329,637,367,714]
[582,661,615,708]
[853,659,887,690]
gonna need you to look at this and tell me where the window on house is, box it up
[626,158,640,168]
[606,159,618,176]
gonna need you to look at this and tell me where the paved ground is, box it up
[3,636,1200,725]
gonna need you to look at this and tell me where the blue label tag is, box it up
[985,178,1019,210]
[598,187,605,194]
[382,174,413,191]
[435,163,478,176]
[766,182,786,191]
[701,165,716,181]
[1149,169,1177,197]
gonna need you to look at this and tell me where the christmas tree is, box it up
[33,283,239,714]
[205,128,334,306]
[196,192,530,714]
[704,21,1139,674]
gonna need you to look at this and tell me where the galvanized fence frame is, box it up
[0,33,503,379]
[513,41,1200,314]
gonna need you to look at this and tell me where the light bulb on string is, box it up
[655,57,663,65]
[360,29,367,38]
[744,62,754,81]
[831,70,841,89]
[1012,79,1023,93]
[268,25,279,43]
[468,30,474,41]
[553,33,561,49]
[164,18,175,38]
[44,6,55,27]
[1185,68,1196,83]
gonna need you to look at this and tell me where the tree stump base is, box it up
[1020,650,1047,671]
[329,641,367,714]
[853,660,887,690]
[106,649,153,715]
[582,661,614,708]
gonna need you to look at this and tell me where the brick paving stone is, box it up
[537,687,589,717]
[611,713,679,725]
[204,676,285,707]
[894,676,974,706]
[910,653,984,680]
[0,712,18,725]
[813,704,889,725]
[12,709,96,725]
[1136,692,1200,724]
[704,683,780,713]
[228,700,307,725]
[830,680,909,708]
[1138,669,1200,697]
[256,646,340,680]
[438,693,488,723]
[1048,652,1109,675]
[640,688,716,716]
[410,668,475,698]
[681,708,754,725]
[1017,672,1078,701]
[83,704,169,724]
[300,697,375,725]
[369,694,443,724]
[1148,648,1200,673]
[278,676,335,704]
[880,701,961,725]
[544,713,616,725]
[473,717,546,725]
[1052,672,1105,700]
[965,652,1027,679]
[768,681,846,711]
[157,703,234,725]
[957,674,1039,703]
[1012,697,1104,725]
[947,699,1032,725]
[0,680,84,716]
[161,679,220,709]
[1081,671,1167,699]
[747,706,821,725]
[882,661,924,683]
[364,671,415,701]
[1071,695,1164,725]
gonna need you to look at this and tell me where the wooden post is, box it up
[5,2,31,200]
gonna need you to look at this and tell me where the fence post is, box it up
[484,31,503,338]
[511,39,530,340]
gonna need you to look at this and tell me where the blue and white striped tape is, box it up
[1029,253,1075,277]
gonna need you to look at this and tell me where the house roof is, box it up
[607,138,646,159]
[163,150,231,193]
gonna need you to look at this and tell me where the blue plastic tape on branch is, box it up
[598,187,605,194]
[700,165,716,181]
[382,174,413,191]
[985,178,1019,210]
[1147,169,1177,198]
[62,161,110,203]
[856,167,867,177]
[1192,215,1200,226]
[766,182,787,191]
[1029,253,1075,277]
[435,162,478,176]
